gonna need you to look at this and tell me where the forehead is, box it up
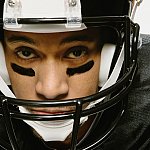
[4,27,100,43]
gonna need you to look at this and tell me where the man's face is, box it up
[4,28,101,113]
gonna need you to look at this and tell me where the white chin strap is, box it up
[19,106,88,141]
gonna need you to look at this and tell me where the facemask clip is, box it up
[3,0,22,29]
[65,0,82,28]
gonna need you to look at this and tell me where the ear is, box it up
[99,43,116,87]
[0,41,10,85]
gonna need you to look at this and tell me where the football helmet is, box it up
[0,0,142,149]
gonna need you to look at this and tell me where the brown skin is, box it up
[4,28,102,149]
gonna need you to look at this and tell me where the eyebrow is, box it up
[60,34,95,45]
[6,35,36,45]
[6,34,95,46]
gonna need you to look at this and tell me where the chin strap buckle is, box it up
[3,0,22,28]
[65,0,82,28]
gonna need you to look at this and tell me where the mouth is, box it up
[27,108,75,115]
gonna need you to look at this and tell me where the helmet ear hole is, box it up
[0,42,10,85]
[99,43,116,87]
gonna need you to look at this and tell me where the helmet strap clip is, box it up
[3,0,22,28]
[65,0,82,28]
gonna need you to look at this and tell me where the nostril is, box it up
[37,93,68,100]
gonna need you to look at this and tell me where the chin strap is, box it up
[19,106,88,141]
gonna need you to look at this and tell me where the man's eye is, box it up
[15,47,37,59]
[65,46,87,59]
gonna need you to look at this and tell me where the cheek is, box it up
[11,76,36,99]
[7,67,36,99]
[69,57,100,97]
[4,52,37,98]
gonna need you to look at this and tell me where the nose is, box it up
[35,61,69,99]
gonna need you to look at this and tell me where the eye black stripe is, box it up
[67,60,94,76]
[11,60,94,77]
[11,63,35,77]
